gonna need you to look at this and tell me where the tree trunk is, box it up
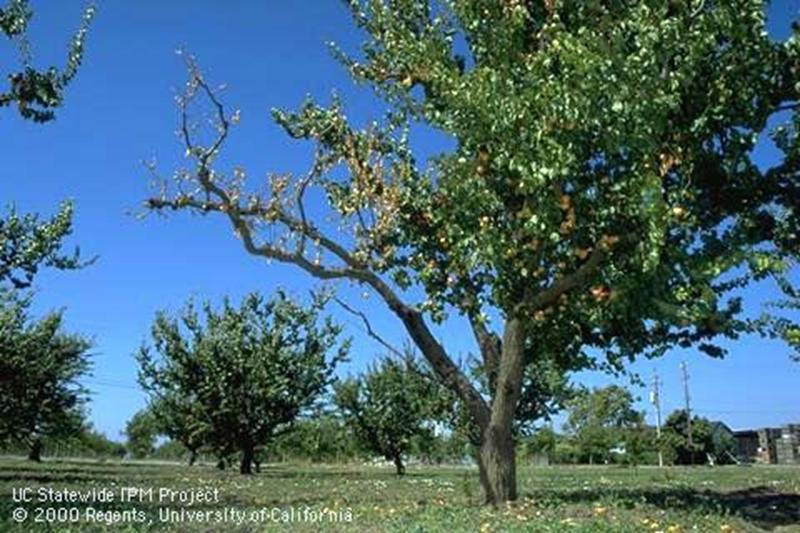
[28,438,43,462]
[240,446,254,475]
[188,450,198,466]
[216,458,226,470]
[478,317,526,505]
[478,424,517,504]
[393,454,405,476]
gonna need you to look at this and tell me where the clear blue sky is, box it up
[1,1,798,440]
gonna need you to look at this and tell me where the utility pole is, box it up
[650,371,664,467]
[681,361,693,465]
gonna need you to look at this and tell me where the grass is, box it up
[0,457,798,532]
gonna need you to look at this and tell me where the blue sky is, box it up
[1,1,799,440]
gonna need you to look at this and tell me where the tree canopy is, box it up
[137,291,349,474]
[145,0,800,503]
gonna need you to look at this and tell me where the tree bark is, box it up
[240,446,255,475]
[478,317,526,505]
[478,424,517,504]
[188,450,198,466]
[393,454,405,476]
[28,438,43,462]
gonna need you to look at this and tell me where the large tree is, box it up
[137,291,349,474]
[145,2,800,503]
[334,354,450,475]
[0,292,92,461]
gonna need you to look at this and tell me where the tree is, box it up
[334,354,450,475]
[124,408,159,459]
[1,0,95,123]
[663,410,735,465]
[0,292,92,461]
[522,426,556,463]
[563,385,643,464]
[73,425,126,459]
[137,291,349,474]
[145,2,800,503]
[270,405,363,463]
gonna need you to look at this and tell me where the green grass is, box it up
[0,457,798,532]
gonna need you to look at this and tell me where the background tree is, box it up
[521,426,557,463]
[145,1,800,503]
[124,408,159,459]
[0,292,92,461]
[663,410,736,465]
[564,385,643,465]
[270,405,363,463]
[137,291,348,474]
[334,354,451,475]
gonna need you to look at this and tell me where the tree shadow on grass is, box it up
[254,465,454,480]
[524,485,800,530]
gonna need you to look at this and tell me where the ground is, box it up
[0,458,798,532]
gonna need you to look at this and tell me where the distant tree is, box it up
[564,385,643,464]
[0,422,125,459]
[145,2,800,503]
[151,439,190,461]
[522,426,557,462]
[270,406,362,463]
[137,291,348,474]
[334,354,450,475]
[70,423,125,459]
[0,292,92,461]
[1,0,95,123]
[124,408,159,459]
[663,410,735,465]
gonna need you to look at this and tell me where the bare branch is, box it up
[145,57,493,432]
[334,296,404,358]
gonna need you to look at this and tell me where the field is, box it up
[1,458,799,532]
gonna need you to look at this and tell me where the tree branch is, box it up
[527,237,612,313]
[334,296,404,358]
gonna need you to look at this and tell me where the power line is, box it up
[81,378,141,391]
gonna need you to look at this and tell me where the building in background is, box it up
[775,425,800,465]
[734,425,799,464]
